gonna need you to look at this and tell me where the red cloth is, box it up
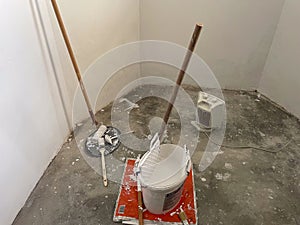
[113,159,197,224]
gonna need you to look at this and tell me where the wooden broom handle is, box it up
[159,24,203,140]
[51,0,98,126]
[138,191,144,225]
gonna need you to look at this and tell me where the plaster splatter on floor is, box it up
[13,86,300,225]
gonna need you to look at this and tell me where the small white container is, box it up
[197,91,225,129]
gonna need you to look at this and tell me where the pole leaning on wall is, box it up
[159,23,203,141]
[51,0,98,126]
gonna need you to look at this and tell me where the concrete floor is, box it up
[13,86,300,225]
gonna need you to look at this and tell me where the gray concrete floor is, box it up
[13,86,300,225]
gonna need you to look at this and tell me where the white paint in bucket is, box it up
[139,144,191,214]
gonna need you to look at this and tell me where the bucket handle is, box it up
[184,145,192,174]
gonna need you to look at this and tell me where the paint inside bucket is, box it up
[139,144,191,214]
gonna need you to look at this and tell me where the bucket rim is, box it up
[138,143,190,190]
[140,168,188,191]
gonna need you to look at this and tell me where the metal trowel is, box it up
[85,125,121,187]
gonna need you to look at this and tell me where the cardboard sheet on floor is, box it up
[113,159,197,225]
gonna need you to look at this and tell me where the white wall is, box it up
[0,1,140,224]
[259,0,300,118]
[140,0,285,89]
[0,1,70,224]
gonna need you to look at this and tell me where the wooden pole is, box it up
[159,24,203,140]
[137,191,144,225]
[51,0,98,126]
[135,155,143,225]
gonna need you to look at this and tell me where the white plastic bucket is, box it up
[139,144,191,214]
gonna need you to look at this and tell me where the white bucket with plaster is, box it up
[139,143,191,214]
